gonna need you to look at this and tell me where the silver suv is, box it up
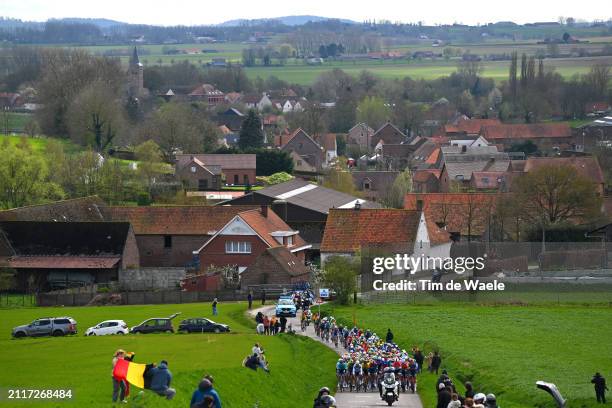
[12,317,78,338]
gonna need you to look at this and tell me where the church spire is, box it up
[130,46,141,66]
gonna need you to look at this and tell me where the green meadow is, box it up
[0,302,338,407]
[324,302,612,408]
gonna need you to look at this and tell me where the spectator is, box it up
[431,351,442,375]
[385,328,394,344]
[263,315,270,335]
[447,393,461,408]
[592,372,608,404]
[252,343,264,357]
[256,322,264,335]
[247,292,253,310]
[111,349,126,403]
[255,311,263,324]
[426,352,434,372]
[414,348,424,373]
[190,378,221,408]
[149,360,176,400]
[437,384,452,408]
[464,398,474,407]
[212,298,218,316]
[280,316,287,332]
[465,382,475,399]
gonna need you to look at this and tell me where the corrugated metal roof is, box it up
[8,256,120,269]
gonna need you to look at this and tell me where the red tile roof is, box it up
[445,119,501,135]
[7,256,120,269]
[523,157,605,185]
[404,193,499,237]
[321,209,449,253]
[238,208,307,249]
[107,206,257,235]
[480,123,571,140]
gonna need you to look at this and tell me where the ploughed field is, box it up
[0,302,338,407]
[324,302,612,408]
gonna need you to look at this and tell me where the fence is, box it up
[0,293,37,308]
[36,290,247,307]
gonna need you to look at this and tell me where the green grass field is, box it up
[1,134,82,154]
[243,56,612,85]
[0,302,338,407]
[324,302,612,408]
[37,37,612,85]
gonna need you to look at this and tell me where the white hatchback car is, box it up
[85,320,129,336]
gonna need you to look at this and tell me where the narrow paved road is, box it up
[248,305,423,408]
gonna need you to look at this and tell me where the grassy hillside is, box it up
[0,302,338,407]
[324,303,612,408]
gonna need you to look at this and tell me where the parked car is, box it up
[85,320,129,336]
[178,318,230,333]
[275,298,297,317]
[130,313,181,334]
[12,317,77,338]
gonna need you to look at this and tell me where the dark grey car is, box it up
[12,317,78,338]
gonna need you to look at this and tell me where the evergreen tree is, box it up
[238,110,264,150]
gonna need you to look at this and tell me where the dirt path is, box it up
[248,305,423,408]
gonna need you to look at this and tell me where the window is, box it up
[287,235,294,247]
[225,241,252,254]
[164,235,172,248]
[190,166,197,173]
[297,160,303,166]
[233,174,239,185]
[36,320,50,326]
[244,175,249,185]
[364,182,370,190]
[53,319,69,324]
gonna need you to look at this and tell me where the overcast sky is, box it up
[2,0,611,26]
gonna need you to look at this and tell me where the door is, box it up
[198,179,208,191]
[106,321,119,334]
[32,319,52,336]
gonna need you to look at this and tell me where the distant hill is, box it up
[51,18,126,28]
[219,15,356,27]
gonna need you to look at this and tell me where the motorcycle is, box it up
[381,374,400,406]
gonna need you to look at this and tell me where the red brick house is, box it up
[106,206,257,267]
[175,156,222,191]
[175,154,257,186]
[371,122,406,149]
[480,123,572,150]
[196,206,310,275]
[320,208,450,267]
[239,246,311,289]
[521,156,605,195]
[404,193,499,240]
[188,83,225,105]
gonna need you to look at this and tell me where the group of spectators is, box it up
[254,311,288,335]
[436,371,498,408]
[243,343,270,373]
[110,349,222,407]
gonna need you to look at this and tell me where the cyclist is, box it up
[352,359,364,392]
[335,358,348,391]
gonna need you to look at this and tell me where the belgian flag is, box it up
[112,359,147,389]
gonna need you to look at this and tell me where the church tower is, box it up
[127,47,144,98]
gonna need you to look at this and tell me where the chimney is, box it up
[354,201,362,210]
[261,205,268,218]
[416,199,424,212]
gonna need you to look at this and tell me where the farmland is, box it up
[39,37,612,85]
[324,302,612,408]
[0,302,338,407]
